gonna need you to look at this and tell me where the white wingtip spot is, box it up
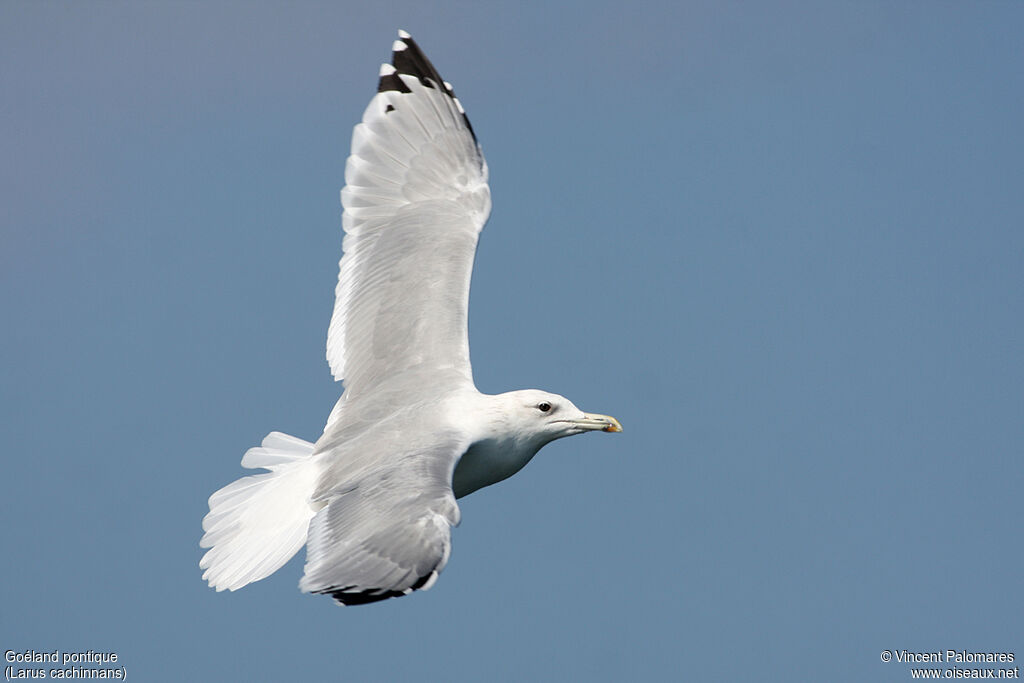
[420,571,439,592]
[397,29,411,39]
[392,40,407,52]
[379,63,396,76]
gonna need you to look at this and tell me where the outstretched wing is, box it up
[299,438,464,605]
[326,31,491,396]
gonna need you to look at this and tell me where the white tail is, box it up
[200,432,320,591]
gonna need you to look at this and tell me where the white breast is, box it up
[451,437,540,499]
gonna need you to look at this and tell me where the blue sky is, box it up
[2,2,1022,681]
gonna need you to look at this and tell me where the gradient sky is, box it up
[2,2,1022,681]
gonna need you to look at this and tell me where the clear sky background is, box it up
[2,2,1022,681]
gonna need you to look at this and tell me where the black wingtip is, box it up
[375,30,477,141]
[325,587,405,606]
[318,572,436,606]
[377,71,412,94]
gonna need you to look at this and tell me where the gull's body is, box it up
[200,31,620,606]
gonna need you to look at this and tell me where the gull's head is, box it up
[499,389,622,447]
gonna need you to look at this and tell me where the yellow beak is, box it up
[570,413,623,433]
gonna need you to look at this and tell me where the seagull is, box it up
[199,30,622,606]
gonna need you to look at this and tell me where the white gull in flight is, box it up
[199,30,622,606]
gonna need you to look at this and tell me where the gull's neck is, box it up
[448,390,547,498]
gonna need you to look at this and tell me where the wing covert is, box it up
[299,437,463,605]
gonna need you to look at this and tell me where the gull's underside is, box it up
[200,31,620,606]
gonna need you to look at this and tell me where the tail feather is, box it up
[200,432,319,592]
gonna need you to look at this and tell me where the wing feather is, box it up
[300,437,463,606]
[327,33,490,392]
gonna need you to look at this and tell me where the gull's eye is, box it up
[537,402,552,413]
